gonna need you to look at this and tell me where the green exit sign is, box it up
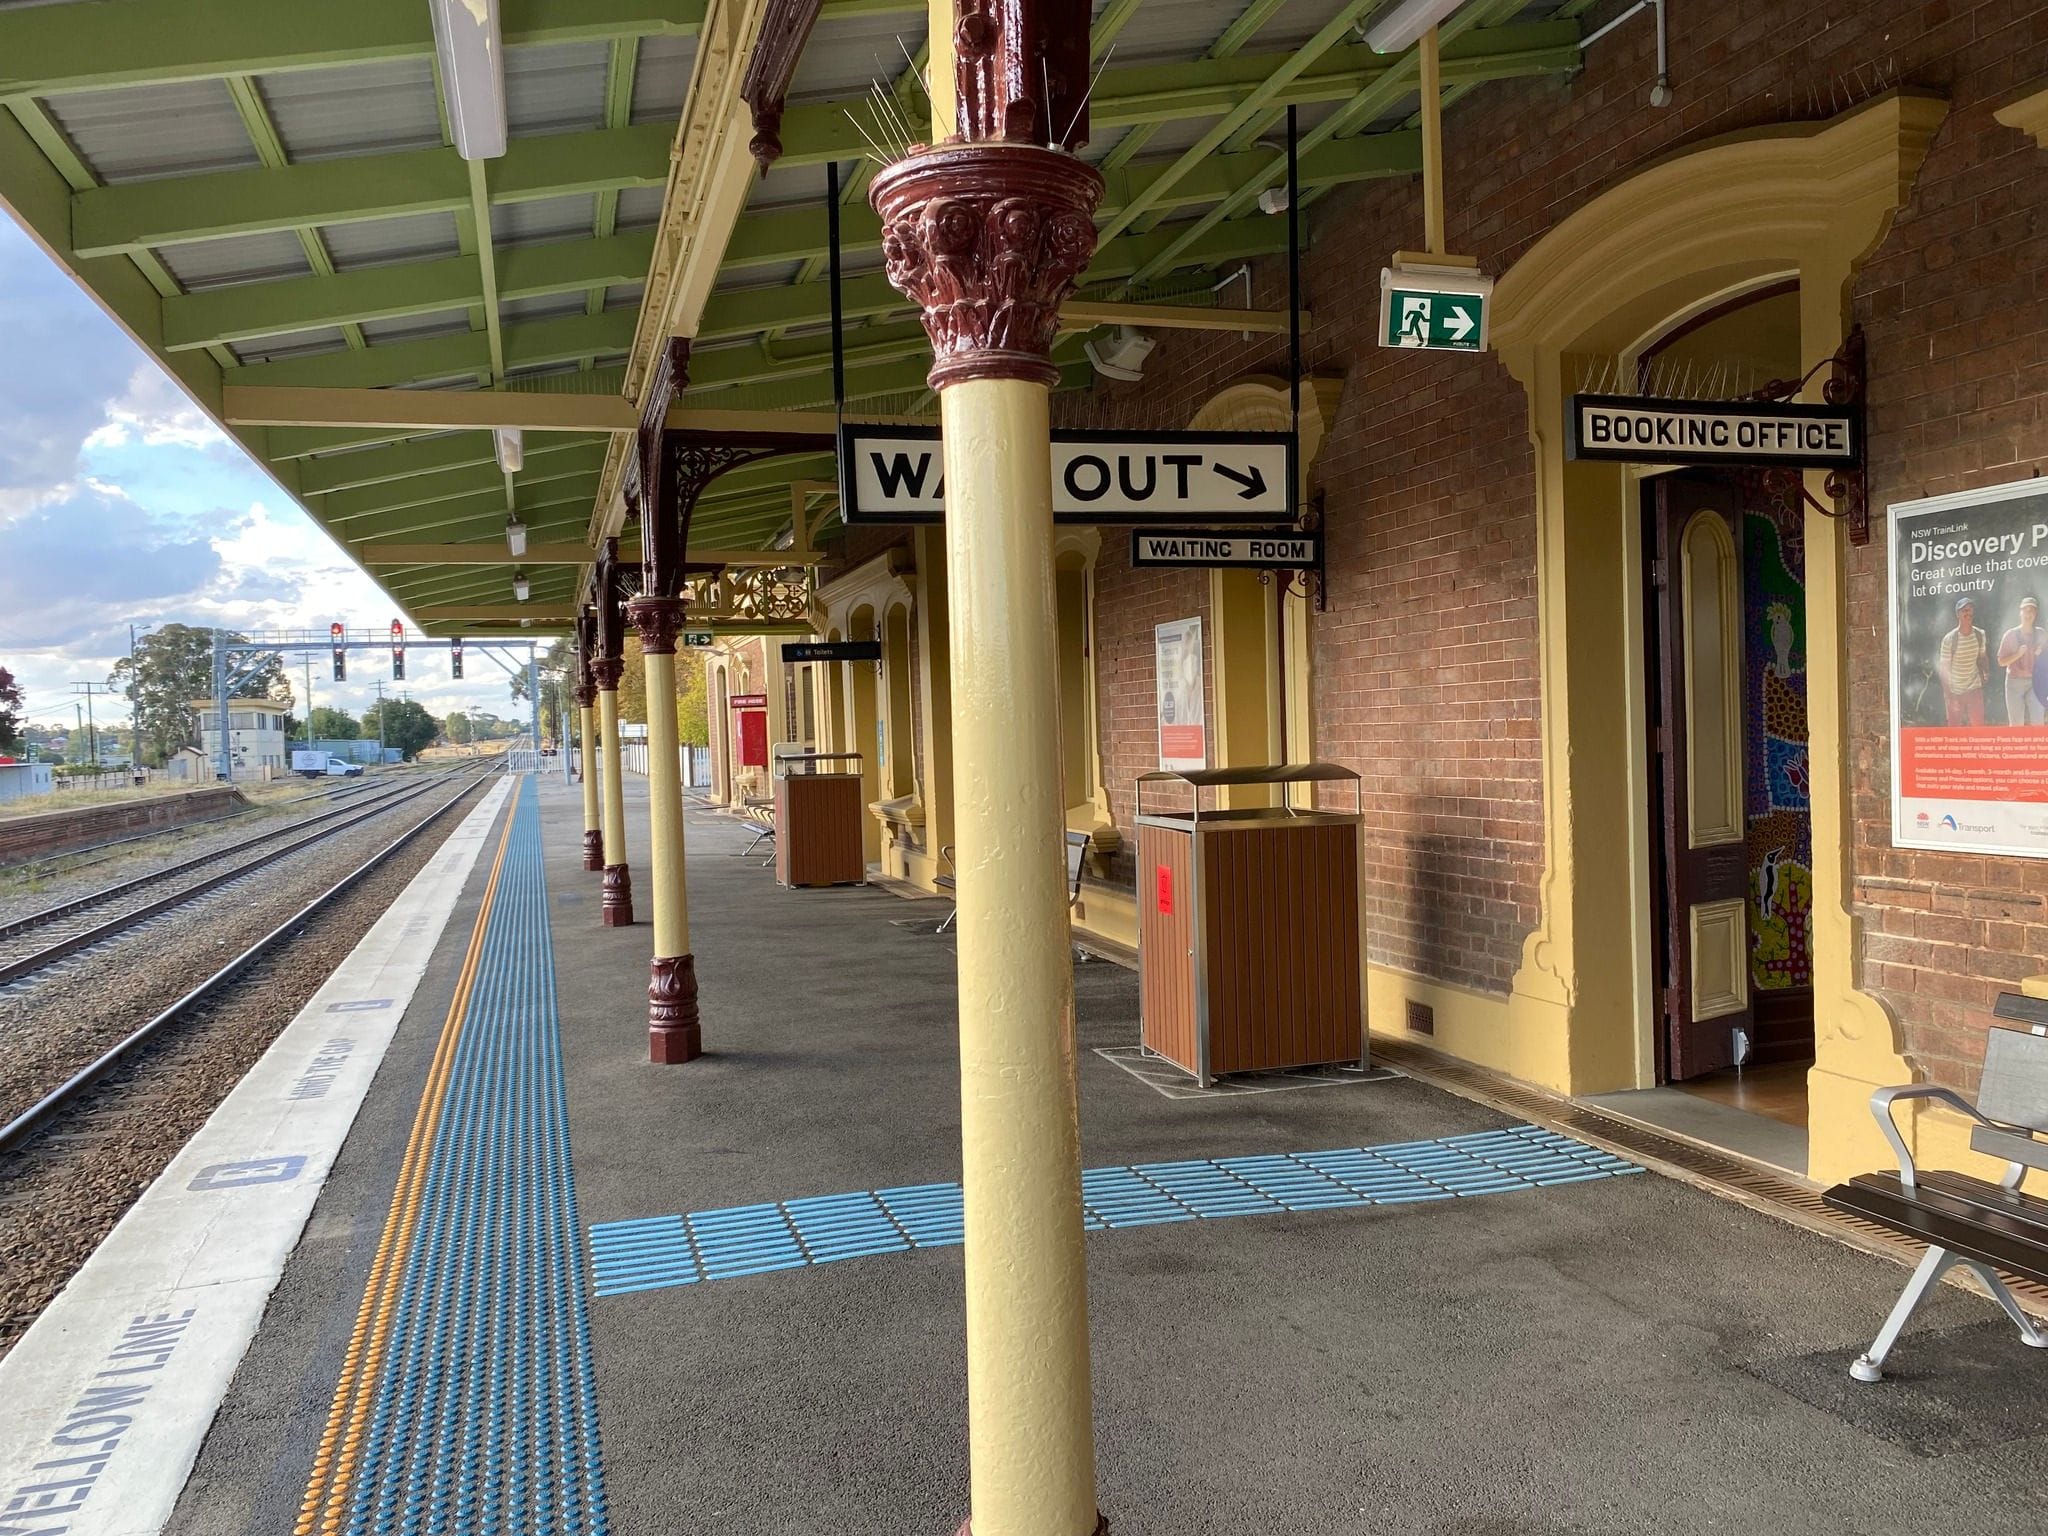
[1379,265,1493,353]
[682,629,716,648]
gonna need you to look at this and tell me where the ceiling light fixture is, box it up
[513,571,530,602]
[493,424,523,472]
[429,0,507,161]
[505,517,528,557]
[1364,0,1472,53]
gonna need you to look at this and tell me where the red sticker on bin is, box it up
[1156,864,1172,915]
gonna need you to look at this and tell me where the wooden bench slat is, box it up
[1824,1171,2048,1287]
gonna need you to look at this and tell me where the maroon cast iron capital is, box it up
[573,679,595,711]
[601,862,634,926]
[648,953,702,1064]
[591,655,625,693]
[581,827,604,872]
[627,594,688,657]
[869,142,1102,390]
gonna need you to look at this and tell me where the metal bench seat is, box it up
[933,831,1089,937]
[1822,1001,2048,1382]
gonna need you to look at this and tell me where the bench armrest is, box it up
[1870,1084,1994,1188]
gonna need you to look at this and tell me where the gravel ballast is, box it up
[0,774,495,1356]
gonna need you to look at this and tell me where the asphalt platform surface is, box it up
[167,775,2048,1536]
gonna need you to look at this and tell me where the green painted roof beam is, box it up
[297,431,605,497]
[329,485,600,543]
[73,123,673,255]
[774,23,1577,166]
[0,1,707,97]
[719,131,1420,272]
[316,442,611,522]
[696,216,1299,344]
[69,25,1571,255]
[164,232,656,352]
[225,308,635,390]
[1,0,915,98]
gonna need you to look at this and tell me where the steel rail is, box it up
[0,772,495,1158]
[0,769,465,946]
[0,770,473,985]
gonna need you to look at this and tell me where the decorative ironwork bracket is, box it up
[1746,325,1869,544]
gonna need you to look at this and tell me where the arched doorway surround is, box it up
[1472,91,1946,1183]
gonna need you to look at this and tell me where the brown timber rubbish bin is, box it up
[1137,764,1367,1086]
[774,751,866,888]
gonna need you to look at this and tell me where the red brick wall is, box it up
[1847,13,2048,1089]
[1057,0,2048,1020]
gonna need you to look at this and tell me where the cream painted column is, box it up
[577,682,603,871]
[593,656,634,926]
[629,597,699,1061]
[874,6,1105,1529]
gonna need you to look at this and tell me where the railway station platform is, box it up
[6,774,2046,1536]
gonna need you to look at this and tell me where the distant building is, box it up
[191,698,289,775]
[0,759,55,803]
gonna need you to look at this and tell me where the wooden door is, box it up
[1647,475,1754,1080]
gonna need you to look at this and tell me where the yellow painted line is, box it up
[295,780,523,1536]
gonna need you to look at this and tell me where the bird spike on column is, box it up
[870,1,1102,390]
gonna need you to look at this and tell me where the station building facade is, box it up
[699,1,2048,1188]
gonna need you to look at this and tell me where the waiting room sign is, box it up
[839,425,1293,526]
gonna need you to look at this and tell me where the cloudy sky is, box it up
[0,215,537,734]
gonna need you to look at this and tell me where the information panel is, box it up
[1155,617,1206,773]
[1890,477,2048,857]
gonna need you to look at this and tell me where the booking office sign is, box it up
[1891,476,2048,856]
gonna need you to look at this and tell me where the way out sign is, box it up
[839,425,1293,525]
[1379,266,1492,352]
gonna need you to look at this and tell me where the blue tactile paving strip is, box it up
[588,1125,1641,1298]
[347,788,610,1536]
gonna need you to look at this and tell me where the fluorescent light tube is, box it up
[494,424,523,471]
[1365,0,1471,53]
[430,0,507,161]
[513,572,530,602]
[505,518,528,557]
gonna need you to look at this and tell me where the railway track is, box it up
[0,769,473,987]
[0,769,495,1156]
[0,770,402,878]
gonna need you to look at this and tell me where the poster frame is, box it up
[1888,473,2048,859]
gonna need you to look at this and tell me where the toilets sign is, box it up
[838,425,1293,525]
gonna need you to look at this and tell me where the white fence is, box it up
[585,743,709,786]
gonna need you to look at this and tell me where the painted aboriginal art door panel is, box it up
[1648,476,1754,1080]
[1734,470,1815,1063]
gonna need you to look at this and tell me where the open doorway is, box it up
[1591,284,1816,1173]
[1642,471,1815,1111]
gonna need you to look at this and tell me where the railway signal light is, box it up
[330,622,346,682]
[451,636,464,679]
[391,618,405,681]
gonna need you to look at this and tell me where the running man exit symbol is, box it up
[1384,287,1485,351]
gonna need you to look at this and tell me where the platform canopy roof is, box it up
[0,0,1589,634]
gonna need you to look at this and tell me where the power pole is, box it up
[73,681,117,768]
[373,679,387,760]
[213,630,231,782]
[304,653,314,748]
[128,623,147,771]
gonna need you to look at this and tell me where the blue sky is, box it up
[0,214,535,734]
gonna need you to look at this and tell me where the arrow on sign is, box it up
[1444,303,1476,343]
[1214,462,1266,500]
